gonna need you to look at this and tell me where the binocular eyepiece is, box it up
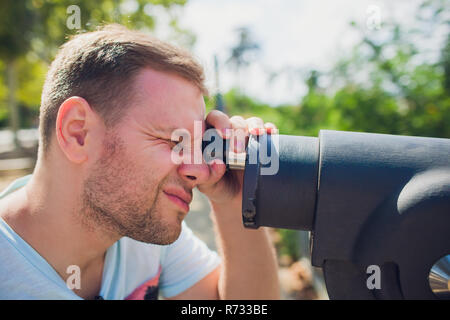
[201,132,247,171]
[201,132,317,230]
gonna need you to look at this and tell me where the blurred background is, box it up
[0,0,448,299]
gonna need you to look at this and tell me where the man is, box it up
[0,24,280,300]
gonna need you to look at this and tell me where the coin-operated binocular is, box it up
[204,130,450,299]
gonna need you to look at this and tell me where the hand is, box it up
[197,110,278,206]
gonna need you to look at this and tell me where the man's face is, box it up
[82,68,207,245]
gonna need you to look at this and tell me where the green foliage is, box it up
[0,0,190,129]
[217,1,449,141]
[277,229,300,261]
[0,61,6,104]
[16,56,47,110]
[0,1,35,60]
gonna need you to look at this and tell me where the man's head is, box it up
[38,24,211,245]
[40,24,208,154]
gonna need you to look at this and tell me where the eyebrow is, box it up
[152,119,206,138]
[156,125,196,138]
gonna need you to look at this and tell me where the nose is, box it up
[178,162,210,186]
[176,137,211,186]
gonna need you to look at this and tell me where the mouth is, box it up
[163,189,192,213]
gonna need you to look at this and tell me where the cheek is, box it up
[138,146,177,180]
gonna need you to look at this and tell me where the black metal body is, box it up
[240,130,450,299]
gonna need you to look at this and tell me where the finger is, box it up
[206,158,227,187]
[205,110,232,138]
[264,122,278,134]
[246,117,265,135]
[229,115,248,131]
[229,116,248,153]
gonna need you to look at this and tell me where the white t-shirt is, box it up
[0,175,221,300]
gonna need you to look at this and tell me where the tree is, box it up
[227,27,261,91]
[305,0,450,138]
[0,0,190,147]
[0,1,36,147]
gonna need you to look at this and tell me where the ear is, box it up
[55,96,103,164]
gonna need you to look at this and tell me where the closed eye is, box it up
[145,135,178,149]
[167,136,184,149]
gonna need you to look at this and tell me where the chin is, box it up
[160,222,183,245]
[131,218,183,245]
[167,216,184,242]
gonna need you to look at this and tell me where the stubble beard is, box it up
[80,131,183,245]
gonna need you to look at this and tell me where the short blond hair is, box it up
[40,24,208,153]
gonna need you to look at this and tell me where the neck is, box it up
[0,159,118,285]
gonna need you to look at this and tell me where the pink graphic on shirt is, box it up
[125,266,162,300]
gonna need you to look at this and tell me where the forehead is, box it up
[127,68,206,136]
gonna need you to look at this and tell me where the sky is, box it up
[152,0,434,105]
